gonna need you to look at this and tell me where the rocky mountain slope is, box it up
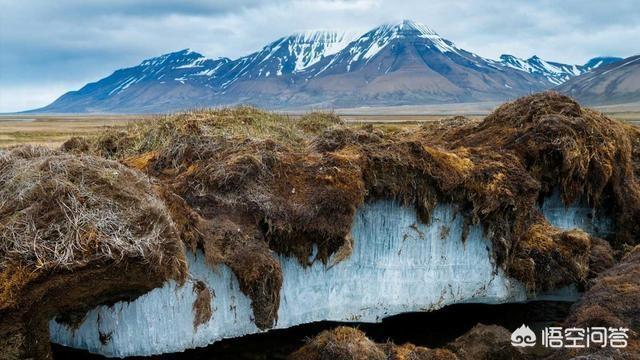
[34,20,620,113]
[557,55,640,105]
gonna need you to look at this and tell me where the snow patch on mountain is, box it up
[289,31,358,71]
[499,54,621,85]
[193,59,229,77]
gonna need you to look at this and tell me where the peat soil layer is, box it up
[2,92,640,358]
[51,300,573,359]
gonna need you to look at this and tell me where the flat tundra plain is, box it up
[1,110,639,148]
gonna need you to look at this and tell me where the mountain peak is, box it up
[344,19,459,60]
[397,19,439,35]
[373,19,440,38]
[138,49,205,68]
[289,30,353,42]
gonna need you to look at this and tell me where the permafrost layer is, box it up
[541,189,613,238]
[50,199,608,357]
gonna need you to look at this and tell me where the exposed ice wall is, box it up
[541,189,613,238]
[50,199,599,357]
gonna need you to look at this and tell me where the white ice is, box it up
[50,198,602,357]
[541,189,613,238]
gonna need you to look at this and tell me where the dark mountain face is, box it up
[34,20,626,113]
[557,55,640,106]
[583,57,624,71]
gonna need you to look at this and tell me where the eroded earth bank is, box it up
[1,92,640,359]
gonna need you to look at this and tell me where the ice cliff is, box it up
[50,198,607,357]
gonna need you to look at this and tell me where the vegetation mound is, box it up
[0,146,186,359]
[289,326,457,360]
[290,324,527,359]
[56,95,640,336]
[556,245,640,359]
[440,92,640,246]
[445,324,528,359]
[0,93,631,357]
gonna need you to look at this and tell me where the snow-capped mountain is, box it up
[46,49,231,112]
[308,20,465,74]
[499,54,622,85]
[291,20,551,106]
[103,49,229,93]
[35,20,626,113]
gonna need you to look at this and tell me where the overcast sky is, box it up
[1,0,638,112]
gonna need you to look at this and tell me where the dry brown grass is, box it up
[0,145,187,359]
[445,324,529,360]
[290,327,387,360]
[290,326,458,360]
[542,245,640,359]
[0,146,185,287]
[192,280,213,330]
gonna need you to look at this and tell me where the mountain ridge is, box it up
[556,55,640,106]
[34,20,627,113]
[498,54,621,86]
